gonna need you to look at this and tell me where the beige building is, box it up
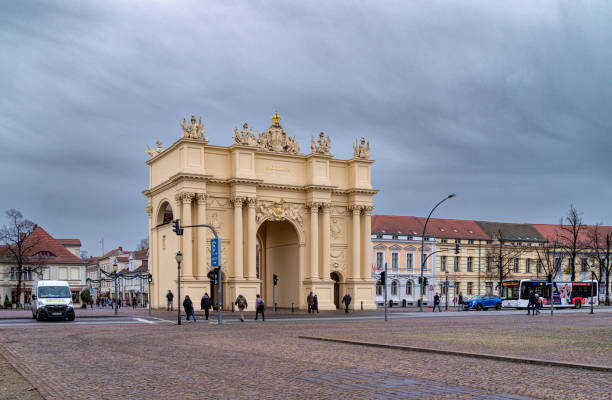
[144,113,377,310]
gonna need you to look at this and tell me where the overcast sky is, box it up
[1,1,611,256]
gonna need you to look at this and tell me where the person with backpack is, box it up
[535,294,541,315]
[201,292,212,320]
[527,290,536,315]
[183,295,196,322]
[433,292,442,312]
[166,290,174,311]
[312,294,319,314]
[255,294,265,321]
[341,293,352,313]
[235,294,248,322]
[307,292,314,314]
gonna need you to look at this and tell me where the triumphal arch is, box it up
[144,113,377,310]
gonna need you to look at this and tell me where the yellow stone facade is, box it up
[144,113,377,310]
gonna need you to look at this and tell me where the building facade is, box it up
[144,113,377,310]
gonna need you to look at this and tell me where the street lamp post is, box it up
[445,271,449,311]
[176,252,183,325]
[112,263,118,315]
[419,194,456,311]
[590,271,595,315]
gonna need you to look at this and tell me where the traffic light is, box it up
[455,243,460,254]
[207,268,219,284]
[147,274,152,283]
[172,219,184,236]
[380,271,386,286]
[418,276,423,285]
[423,277,428,286]
[273,273,278,286]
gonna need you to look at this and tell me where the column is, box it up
[321,203,331,281]
[232,197,244,279]
[181,193,195,277]
[361,206,373,279]
[351,205,361,280]
[309,203,319,280]
[246,197,257,279]
[196,193,208,277]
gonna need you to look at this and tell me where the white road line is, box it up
[134,318,155,324]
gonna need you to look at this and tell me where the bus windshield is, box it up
[502,285,519,300]
[38,286,71,298]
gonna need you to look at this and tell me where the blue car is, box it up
[464,294,502,311]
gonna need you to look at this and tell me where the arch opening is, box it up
[330,271,342,309]
[157,202,174,226]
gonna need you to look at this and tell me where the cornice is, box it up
[142,173,212,197]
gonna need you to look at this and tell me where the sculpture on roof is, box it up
[145,140,163,157]
[311,131,331,155]
[353,137,371,159]
[233,123,258,146]
[249,112,300,154]
[181,115,207,141]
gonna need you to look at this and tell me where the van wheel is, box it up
[495,303,502,310]
[35,311,43,321]
[68,315,75,321]
[574,300,582,309]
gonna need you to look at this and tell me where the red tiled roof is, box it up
[116,256,129,262]
[132,249,148,259]
[99,246,124,260]
[57,238,81,246]
[0,226,84,265]
[372,215,490,240]
[533,224,612,246]
[135,261,148,273]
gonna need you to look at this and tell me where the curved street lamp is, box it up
[420,194,456,312]
[112,263,119,315]
[175,252,183,325]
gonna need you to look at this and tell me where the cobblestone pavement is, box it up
[0,314,610,399]
[0,352,43,400]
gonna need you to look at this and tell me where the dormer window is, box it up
[34,251,55,257]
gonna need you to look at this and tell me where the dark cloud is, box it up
[1,1,611,254]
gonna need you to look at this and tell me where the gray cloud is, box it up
[1,1,611,254]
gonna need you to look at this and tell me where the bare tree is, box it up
[137,238,149,251]
[588,224,612,305]
[0,209,43,307]
[484,230,528,297]
[557,204,584,281]
[535,241,562,315]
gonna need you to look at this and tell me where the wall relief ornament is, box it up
[233,123,258,146]
[208,212,224,233]
[181,115,207,141]
[256,199,304,229]
[252,112,300,154]
[145,141,163,157]
[331,218,344,240]
[310,132,331,155]
[353,137,371,159]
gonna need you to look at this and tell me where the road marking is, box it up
[135,318,155,324]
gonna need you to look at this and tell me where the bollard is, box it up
[274,302,277,312]
[361,301,363,311]
[231,302,235,312]
[291,302,294,312]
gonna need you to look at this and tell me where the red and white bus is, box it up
[501,279,598,309]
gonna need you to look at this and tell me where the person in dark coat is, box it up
[255,294,265,321]
[312,294,319,314]
[183,295,196,322]
[307,292,314,314]
[201,293,211,320]
[166,290,174,311]
[527,290,536,316]
[458,293,464,312]
[433,292,442,312]
[341,293,352,313]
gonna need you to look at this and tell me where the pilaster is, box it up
[231,196,245,279]
[196,193,208,277]
[321,202,331,281]
[246,197,257,279]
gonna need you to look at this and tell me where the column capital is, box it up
[231,196,245,207]
[246,197,257,208]
[348,204,363,214]
[321,202,332,212]
[362,205,374,215]
[307,202,322,212]
[196,193,209,203]
[176,192,196,204]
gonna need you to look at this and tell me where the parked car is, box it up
[464,294,502,311]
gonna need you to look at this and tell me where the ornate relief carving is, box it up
[331,249,345,259]
[348,204,364,213]
[332,206,347,216]
[256,199,304,229]
[310,132,331,155]
[331,261,345,274]
[145,141,163,157]
[331,218,344,240]
[246,197,257,208]
[176,192,196,203]
[306,202,322,212]
[208,197,229,209]
[233,123,258,146]
[181,115,207,141]
[252,112,300,154]
[196,193,209,203]
[362,205,374,214]
[353,137,371,159]
[208,212,224,233]
[230,196,245,207]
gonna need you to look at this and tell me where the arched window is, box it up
[391,280,398,296]
[406,281,412,296]
[158,202,174,225]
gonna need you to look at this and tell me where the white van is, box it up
[31,280,76,321]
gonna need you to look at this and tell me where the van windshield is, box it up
[38,286,71,298]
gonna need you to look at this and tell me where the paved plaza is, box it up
[0,310,610,399]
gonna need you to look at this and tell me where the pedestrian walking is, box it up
[183,295,196,322]
[458,293,464,311]
[235,294,248,322]
[307,292,314,314]
[433,292,442,312]
[255,294,265,321]
[535,294,541,315]
[527,290,536,315]
[131,297,137,310]
[312,294,319,314]
[201,292,212,320]
[452,295,457,308]
[166,290,174,311]
[341,293,352,313]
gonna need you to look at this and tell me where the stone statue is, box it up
[145,140,163,157]
[311,132,331,155]
[181,115,207,140]
[234,123,259,146]
[252,112,300,154]
[353,137,371,159]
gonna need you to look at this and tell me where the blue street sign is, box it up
[211,238,220,266]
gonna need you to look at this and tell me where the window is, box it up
[162,235,166,250]
[486,257,492,273]
[441,239,448,243]
[440,256,447,272]
[406,253,413,271]
[537,260,542,274]
[581,258,588,272]
[454,256,460,272]
[485,282,493,294]
[487,240,493,245]
[525,259,531,273]
[441,284,447,296]
[554,257,561,270]
[468,240,474,244]
[392,235,398,240]
[467,257,473,272]
[376,234,383,239]
[513,258,519,273]
[455,239,461,244]
[454,281,460,294]
[376,252,384,269]
[376,283,383,296]
[391,281,398,296]
[467,282,473,295]
[406,281,412,296]
[162,203,174,224]
[11,268,33,281]
[423,237,430,241]
[391,253,399,271]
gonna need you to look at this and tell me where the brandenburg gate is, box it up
[143,112,377,310]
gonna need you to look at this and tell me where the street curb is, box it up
[0,314,125,320]
[298,336,612,373]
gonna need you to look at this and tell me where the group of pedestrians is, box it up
[527,290,543,315]
[306,292,320,313]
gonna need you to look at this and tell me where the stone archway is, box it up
[330,271,342,309]
[257,219,300,308]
